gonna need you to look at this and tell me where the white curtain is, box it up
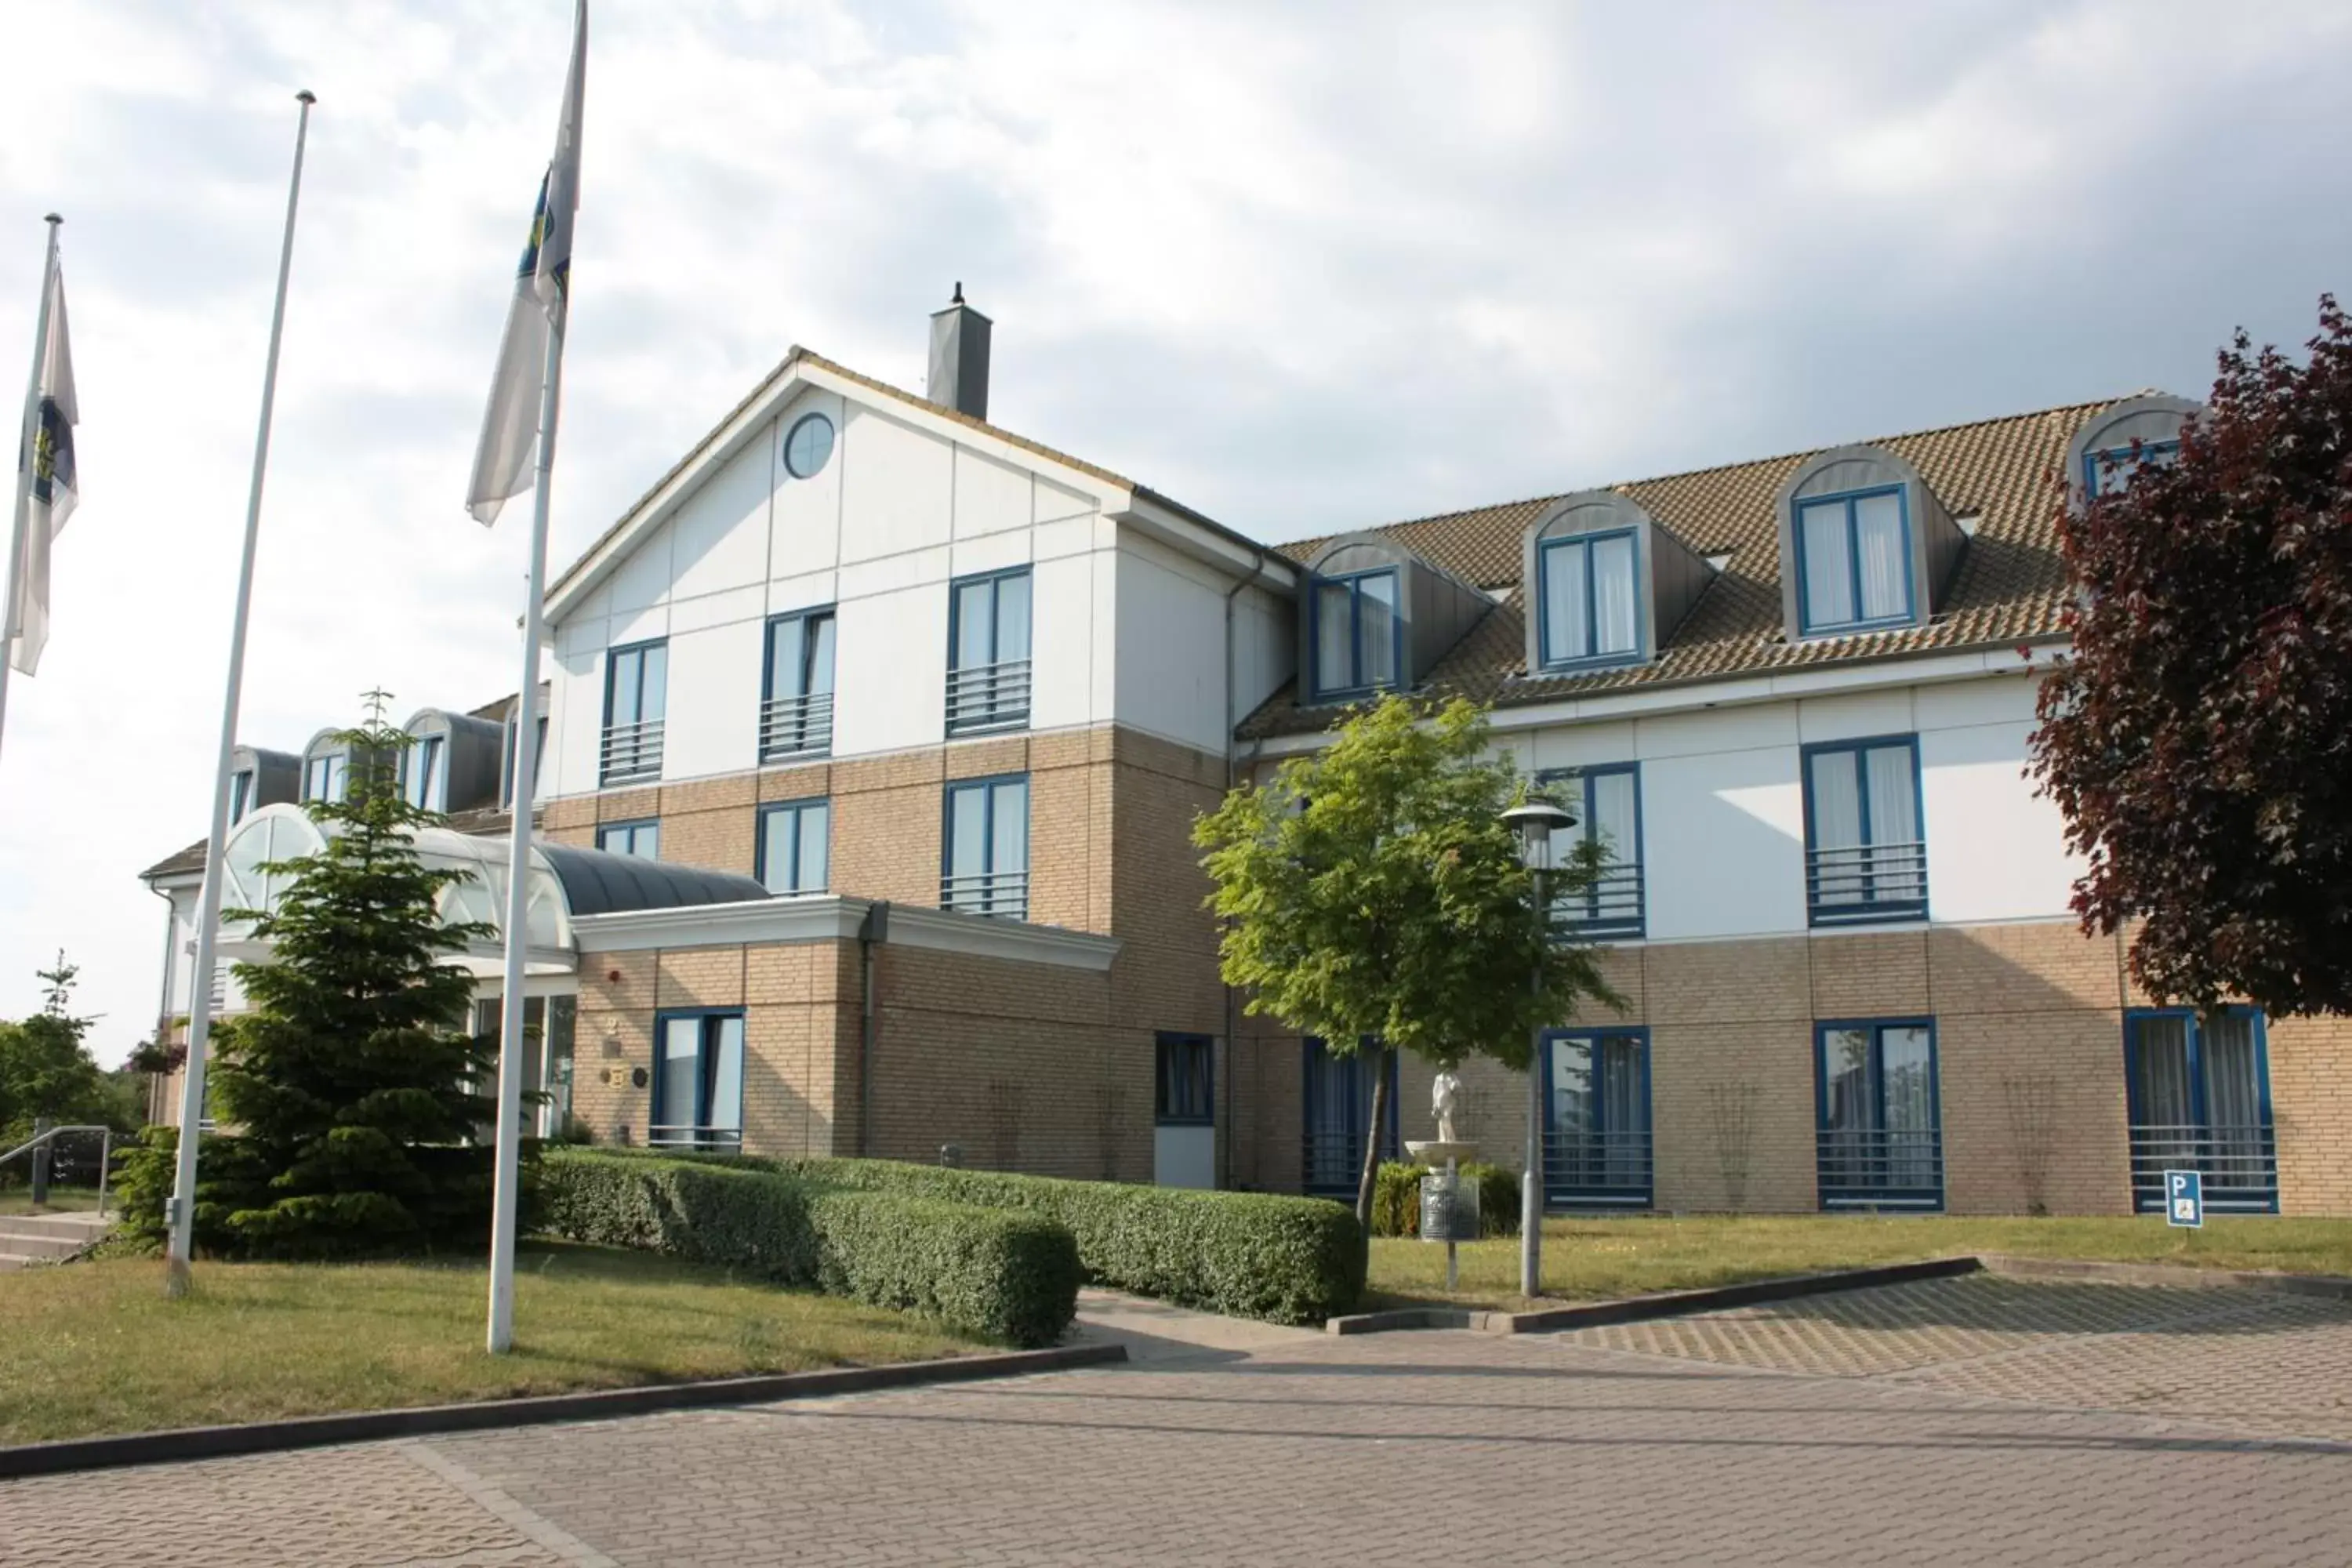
[1359,573,1398,687]
[658,1018,701,1141]
[1315,582,1353,693]
[708,1016,745,1139]
[1601,1035,1646,1187]
[1854,492,1908,620]
[1800,501,1854,626]
[2130,1016,2197,1175]
[1880,1026,1936,1189]
[797,803,829,892]
[1588,771,1639,920]
[1809,751,1864,904]
[2202,1014,2264,1175]
[1864,744,1922,902]
[1545,541,1588,661]
[1592,534,1638,655]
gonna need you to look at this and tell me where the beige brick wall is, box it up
[2268,1013,2352,1215]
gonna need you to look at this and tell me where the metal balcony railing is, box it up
[2129,1123,2279,1214]
[1553,863,1646,940]
[647,1123,743,1154]
[600,718,665,784]
[1806,840,1929,924]
[942,868,1029,921]
[760,691,834,760]
[1301,1130,1372,1198]
[946,659,1032,734]
[1817,1127,1944,1208]
[1542,1127,1653,1207]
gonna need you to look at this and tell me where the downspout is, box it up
[858,900,888,1158]
[1219,545,1269,1191]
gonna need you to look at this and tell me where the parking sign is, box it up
[2164,1168,2204,1228]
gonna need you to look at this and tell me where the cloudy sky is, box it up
[2,0,2348,1063]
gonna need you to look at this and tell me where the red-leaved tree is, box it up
[2032,296,2352,1016]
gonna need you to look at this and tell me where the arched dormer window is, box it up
[1774,446,1965,641]
[1520,492,1715,675]
[2064,394,2200,502]
[1298,534,1489,705]
[398,709,506,815]
[300,729,351,804]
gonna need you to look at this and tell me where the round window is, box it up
[783,412,835,479]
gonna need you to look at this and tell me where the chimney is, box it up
[927,282,992,420]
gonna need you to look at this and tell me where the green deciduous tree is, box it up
[0,954,132,1152]
[1194,695,1621,1232]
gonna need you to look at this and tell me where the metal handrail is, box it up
[1806,840,1928,919]
[1816,1125,1944,1205]
[941,869,1029,920]
[2128,1123,2279,1210]
[946,659,1033,732]
[600,717,666,782]
[0,1123,115,1218]
[1542,1127,1653,1205]
[646,1123,743,1152]
[1553,862,1646,938]
[759,690,835,759]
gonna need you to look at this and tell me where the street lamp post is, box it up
[1501,798,1575,1301]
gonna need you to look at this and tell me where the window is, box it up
[601,640,667,783]
[1156,1034,1214,1126]
[1311,568,1399,699]
[651,1010,744,1152]
[2126,1008,2276,1214]
[942,775,1028,918]
[597,818,660,858]
[782,412,835,479]
[946,568,1032,733]
[1802,736,1926,924]
[1542,764,1643,938]
[303,752,347,804]
[502,713,548,808]
[229,769,255,824]
[2085,440,2180,497]
[1542,1029,1650,1208]
[761,608,836,759]
[405,734,445,812]
[757,799,829,894]
[1300,1038,1397,1197]
[1816,1019,1941,1209]
[1537,531,1641,668]
[1794,486,1911,634]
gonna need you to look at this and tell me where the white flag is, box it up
[10,264,77,675]
[467,0,586,526]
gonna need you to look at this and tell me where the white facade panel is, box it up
[1643,743,1808,939]
[666,434,774,606]
[950,529,1034,579]
[1635,700,1798,760]
[837,545,954,604]
[1530,720,1639,773]
[1029,552,1104,732]
[838,408,953,565]
[666,583,766,638]
[1036,476,1096,525]
[609,602,668,649]
[771,391,844,583]
[1113,546,1231,753]
[1915,671,2042,731]
[1921,719,2082,923]
[1033,514,1098,562]
[953,446,1033,539]
[765,569,839,618]
[1154,1125,1216,1189]
[1796,688,1915,744]
[660,620,763,781]
[1232,585,1294,721]
[608,519,673,615]
[549,642,604,798]
[833,583,949,754]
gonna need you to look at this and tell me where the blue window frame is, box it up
[405,734,445,812]
[1793,485,1913,635]
[2085,439,2180,497]
[1815,1018,1942,1209]
[1537,530,1642,669]
[303,752,347,804]
[2125,1008,2277,1214]
[597,818,660,858]
[757,798,829,895]
[601,638,668,783]
[1311,568,1402,699]
[760,607,837,759]
[942,774,1029,919]
[946,568,1032,734]
[1156,1033,1214,1127]
[1301,1038,1398,1197]
[651,1008,744,1152]
[1802,735,1926,925]
[501,714,548,808]
[229,769,255,824]
[1540,764,1644,938]
[1541,1028,1652,1209]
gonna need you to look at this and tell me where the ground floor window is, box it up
[652,1009,744,1152]
[597,818,660,858]
[1542,1029,1651,1208]
[1156,1033,1214,1126]
[1301,1038,1397,1198]
[2126,1008,2277,1214]
[470,995,578,1139]
[1816,1018,1942,1209]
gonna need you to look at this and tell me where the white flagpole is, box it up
[0,213,63,768]
[166,90,316,1297]
[485,316,561,1355]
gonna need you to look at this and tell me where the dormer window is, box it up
[2065,395,2200,508]
[1312,568,1400,699]
[2084,439,2180,497]
[1537,531,1641,669]
[230,770,256,824]
[303,750,347,803]
[1519,492,1714,677]
[1795,487,1913,635]
[405,734,446,811]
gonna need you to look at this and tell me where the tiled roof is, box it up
[1240,397,2114,738]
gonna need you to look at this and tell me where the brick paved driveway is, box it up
[5,1276,2350,1567]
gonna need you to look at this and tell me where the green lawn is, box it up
[0,1242,981,1446]
[1369,1214,2352,1311]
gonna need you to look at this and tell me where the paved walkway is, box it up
[5,1278,2350,1566]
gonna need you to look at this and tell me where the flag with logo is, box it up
[467,0,586,526]
[10,263,77,675]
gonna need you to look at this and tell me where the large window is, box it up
[1156,1033,1214,1127]
[1543,1029,1651,1208]
[405,734,445,812]
[1802,736,1926,925]
[946,568,1032,734]
[761,608,836,759]
[1300,1038,1397,1197]
[1794,486,1912,635]
[2085,440,2180,497]
[1538,531,1641,669]
[757,798,829,895]
[1543,764,1643,938]
[1816,1018,1941,1209]
[601,639,667,783]
[1311,568,1400,699]
[652,1009,743,1152]
[229,769,256,824]
[303,751,347,804]
[2126,1008,2276,1214]
[942,775,1028,919]
[597,818,659,858]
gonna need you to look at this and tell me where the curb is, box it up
[1979,1254,2352,1300]
[0,1341,1127,1479]
[1327,1255,1984,1336]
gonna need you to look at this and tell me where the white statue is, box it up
[1432,1069,1463,1145]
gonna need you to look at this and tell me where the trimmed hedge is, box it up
[1370,1160,1520,1239]
[535,1151,1080,1348]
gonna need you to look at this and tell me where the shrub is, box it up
[535,1151,1080,1348]
[1369,1159,1520,1240]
